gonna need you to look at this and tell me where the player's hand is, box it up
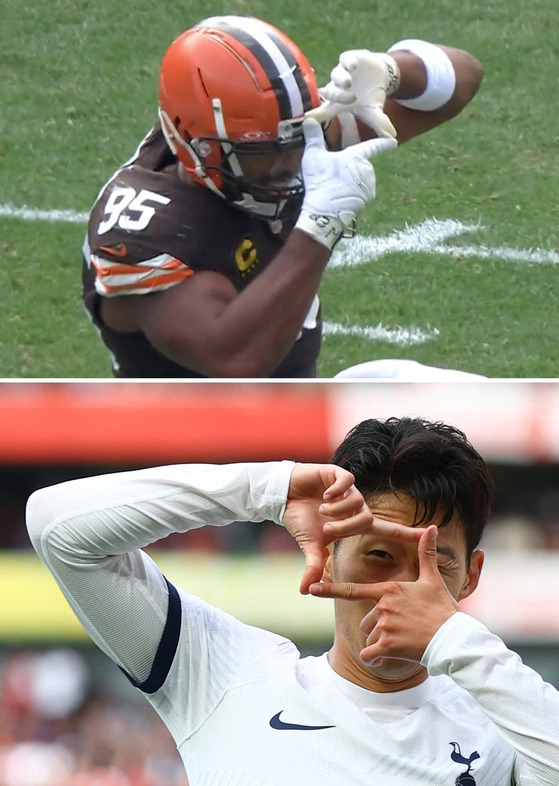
[308,525,460,663]
[295,118,397,249]
[306,50,400,140]
[282,463,422,595]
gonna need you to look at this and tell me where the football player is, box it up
[82,16,483,377]
[27,417,559,783]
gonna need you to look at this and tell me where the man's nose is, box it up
[270,149,303,178]
[395,561,420,582]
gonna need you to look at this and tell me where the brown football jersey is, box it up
[82,124,321,377]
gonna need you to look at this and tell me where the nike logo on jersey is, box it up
[100,243,128,258]
[269,711,335,731]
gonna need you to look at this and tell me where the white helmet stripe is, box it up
[199,16,307,118]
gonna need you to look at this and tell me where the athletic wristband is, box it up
[388,39,456,111]
[380,53,401,96]
[295,210,345,250]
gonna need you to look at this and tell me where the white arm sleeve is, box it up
[422,612,559,786]
[26,461,295,685]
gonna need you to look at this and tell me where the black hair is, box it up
[331,417,493,559]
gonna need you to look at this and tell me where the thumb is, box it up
[331,61,354,88]
[357,105,398,140]
[298,539,327,595]
[337,51,360,75]
[418,525,441,580]
[305,102,342,123]
[302,117,327,149]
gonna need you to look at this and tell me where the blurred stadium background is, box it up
[1,380,559,784]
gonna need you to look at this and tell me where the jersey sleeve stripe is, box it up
[95,269,194,296]
[92,252,189,272]
[120,577,182,694]
[91,253,193,296]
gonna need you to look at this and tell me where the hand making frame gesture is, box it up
[282,463,424,595]
[309,524,461,664]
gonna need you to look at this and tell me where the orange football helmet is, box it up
[158,15,321,217]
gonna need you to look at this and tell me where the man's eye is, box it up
[369,550,393,560]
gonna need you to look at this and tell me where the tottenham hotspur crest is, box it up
[449,742,480,785]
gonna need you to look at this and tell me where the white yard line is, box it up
[430,243,559,266]
[0,204,89,223]
[322,321,439,346]
[3,205,556,266]
[3,206,556,347]
[330,218,480,267]
[331,218,559,267]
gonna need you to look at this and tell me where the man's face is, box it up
[323,491,484,688]
[236,146,304,189]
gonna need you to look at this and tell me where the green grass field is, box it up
[1,0,558,377]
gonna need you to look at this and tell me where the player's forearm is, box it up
[148,231,330,378]
[422,612,559,785]
[388,46,481,107]
[201,231,329,377]
[26,462,294,685]
[335,43,483,147]
[386,45,482,143]
[26,462,294,562]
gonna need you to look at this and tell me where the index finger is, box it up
[308,580,389,602]
[323,518,424,543]
[304,101,342,123]
[349,135,398,159]
[322,468,358,501]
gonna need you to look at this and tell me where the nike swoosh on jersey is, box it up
[269,711,335,731]
[100,243,128,258]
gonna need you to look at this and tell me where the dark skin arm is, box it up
[101,229,329,378]
[325,46,484,148]
[366,46,483,144]
[100,45,483,378]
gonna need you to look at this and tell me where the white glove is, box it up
[306,50,400,140]
[295,118,397,250]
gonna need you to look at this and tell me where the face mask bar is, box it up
[213,162,304,220]
[202,147,305,200]
[159,101,307,219]
[209,98,305,216]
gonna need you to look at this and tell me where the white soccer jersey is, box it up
[26,462,559,786]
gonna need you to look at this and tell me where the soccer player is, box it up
[82,15,483,378]
[26,417,558,784]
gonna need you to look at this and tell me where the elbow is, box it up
[448,50,484,116]
[25,488,51,554]
[460,52,484,105]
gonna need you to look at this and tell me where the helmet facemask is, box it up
[205,99,306,219]
[160,101,306,220]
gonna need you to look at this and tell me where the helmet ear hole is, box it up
[174,117,192,145]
